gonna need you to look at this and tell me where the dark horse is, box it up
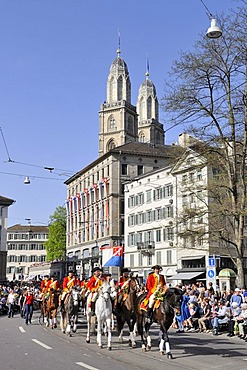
[60,287,81,336]
[136,287,183,358]
[115,277,139,348]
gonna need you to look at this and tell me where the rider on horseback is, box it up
[116,267,132,305]
[140,265,168,323]
[47,273,60,292]
[60,268,80,310]
[86,266,105,315]
[40,274,50,299]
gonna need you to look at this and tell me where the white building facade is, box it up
[6,224,48,281]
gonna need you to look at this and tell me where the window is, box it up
[166,227,174,241]
[146,190,152,203]
[164,184,173,197]
[167,250,172,265]
[156,251,162,264]
[153,187,162,201]
[130,254,134,267]
[146,210,152,222]
[156,208,162,220]
[121,164,128,175]
[197,170,202,180]
[137,165,143,176]
[138,253,143,267]
[30,255,36,262]
[109,118,116,128]
[156,229,161,242]
[138,193,144,205]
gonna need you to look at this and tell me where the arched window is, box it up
[117,76,123,100]
[139,98,145,122]
[139,132,145,143]
[107,139,116,151]
[127,116,133,134]
[147,97,152,119]
[108,115,116,129]
[109,77,116,101]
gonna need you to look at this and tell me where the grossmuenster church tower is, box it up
[98,45,165,157]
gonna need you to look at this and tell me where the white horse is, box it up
[60,287,81,336]
[86,280,117,350]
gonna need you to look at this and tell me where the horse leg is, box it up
[66,312,71,336]
[106,318,112,350]
[97,318,103,348]
[162,326,173,359]
[127,319,136,348]
[72,313,78,333]
[111,313,115,331]
[145,321,152,351]
[117,316,124,343]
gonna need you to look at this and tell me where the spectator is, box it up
[198,298,211,332]
[237,303,247,339]
[227,301,241,337]
[230,288,243,308]
[211,300,229,336]
[6,289,16,318]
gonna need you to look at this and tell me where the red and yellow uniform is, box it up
[63,275,80,292]
[146,272,166,300]
[86,275,105,292]
[40,276,50,294]
[47,278,60,292]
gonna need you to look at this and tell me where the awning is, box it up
[181,255,205,261]
[167,271,204,280]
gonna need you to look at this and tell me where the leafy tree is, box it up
[44,206,66,261]
[162,1,247,285]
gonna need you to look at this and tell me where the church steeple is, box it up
[137,59,164,145]
[98,39,138,157]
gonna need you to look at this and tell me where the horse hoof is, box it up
[147,345,151,351]
[167,352,173,359]
[72,329,76,333]
[160,351,164,355]
[54,324,57,328]
[132,343,136,348]
[128,340,132,347]
[108,346,112,351]
[86,339,90,343]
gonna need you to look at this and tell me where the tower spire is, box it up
[145,54,149,79]
[117,29,121,58]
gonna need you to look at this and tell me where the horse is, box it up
[115,277,139,348]
[136,287,183,358]
[85,279,117,347]
[45,290,60,329]
[60,287,81,336]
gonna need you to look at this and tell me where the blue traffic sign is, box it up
[207,269,215,278]
[208,258,215,267]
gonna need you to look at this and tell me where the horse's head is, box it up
[99,281,112,302]
[71,287,81,306]
[166,287,183,315]
[109,280,118,300]
[129,277,139,294]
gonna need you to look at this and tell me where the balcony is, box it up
[137,241,155,255]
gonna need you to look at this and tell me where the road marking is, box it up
[76,362,99,370]
[32,339,52,350]
[19,326,26,333]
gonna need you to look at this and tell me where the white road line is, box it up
[32,339,52,350]
[19,326,26,333]
[76,362,99,370]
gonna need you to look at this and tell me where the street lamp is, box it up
[200,0,222,39]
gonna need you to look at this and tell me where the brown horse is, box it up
[115,277,139,348]
[136,287,183,358]
[45,290,60,329]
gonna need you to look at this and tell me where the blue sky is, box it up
[0,0,235,226]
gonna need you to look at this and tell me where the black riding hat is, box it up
[121,268,131,274]
[92,266,102,273]
[151,265,163,271]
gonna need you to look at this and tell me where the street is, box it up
[1,310,247,370]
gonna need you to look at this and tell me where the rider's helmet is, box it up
[151,265,163,272]
[92,266,103,274]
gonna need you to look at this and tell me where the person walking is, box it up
[7,289,16,318]
[23,289,34,325]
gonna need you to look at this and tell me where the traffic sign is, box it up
[207,269,215,278]
[208,257,215,267]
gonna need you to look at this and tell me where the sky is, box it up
[0,0,236,227]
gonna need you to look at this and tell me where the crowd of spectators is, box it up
[173,282,247,341]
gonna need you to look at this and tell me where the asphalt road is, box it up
[1,310,247,370]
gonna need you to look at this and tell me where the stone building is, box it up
[65,47,182,278]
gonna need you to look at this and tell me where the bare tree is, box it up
[162,2,247,285]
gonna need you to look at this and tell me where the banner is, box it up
[101,246,123,267]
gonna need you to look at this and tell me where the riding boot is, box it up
[91,301,95,316]
[60,300,64,312]
[146,307,153,323]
